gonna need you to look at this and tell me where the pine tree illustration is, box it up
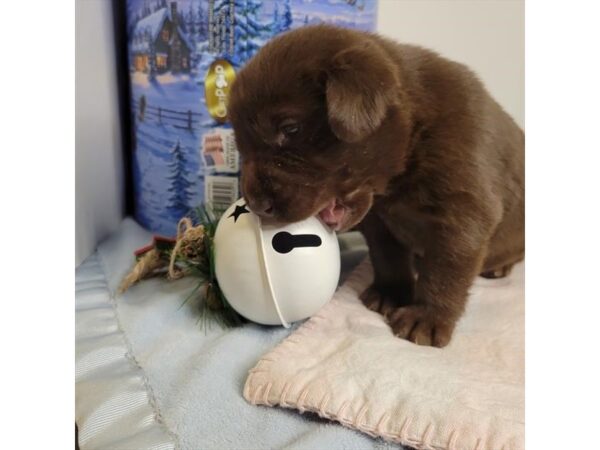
[142,0,151,17]
[272,2,280,34]
[245,0,272,61]
[126,1,139,36]
[212,0,271,65]
[186,1,197,47]
[197,0,208,40]
[166,139,193,218]
[280,0,293,31]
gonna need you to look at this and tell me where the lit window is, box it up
[156,54,168,69]
[161,28,169,42]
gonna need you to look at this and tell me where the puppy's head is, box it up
[228,25,408,231]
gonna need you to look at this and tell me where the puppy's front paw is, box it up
[360,284,407,317]
[360,285,386,313]
[387,305,455,348]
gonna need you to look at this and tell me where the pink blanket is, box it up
[244,260,524,450]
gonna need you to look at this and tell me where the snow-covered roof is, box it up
[131,38,150,54]
[131,7,192,54]
[134,8,170,42]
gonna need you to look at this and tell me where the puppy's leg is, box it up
[387,223,489,348]
[479,248,524,278]
[480,223,524,279]
[358,212,415,316]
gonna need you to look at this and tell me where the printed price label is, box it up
[201,128,239,173]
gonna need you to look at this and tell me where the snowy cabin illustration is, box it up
[132,2,192,74]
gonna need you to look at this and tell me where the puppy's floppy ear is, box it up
[326,41,399,143]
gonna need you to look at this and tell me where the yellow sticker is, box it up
[204,59,236,123]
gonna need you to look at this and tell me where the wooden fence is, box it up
[132,97,203,131]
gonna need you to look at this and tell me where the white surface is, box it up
[214,199,341,326]
[76,0,124,266]
[377,0,524,128]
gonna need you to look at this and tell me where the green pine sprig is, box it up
[177,204,245,330]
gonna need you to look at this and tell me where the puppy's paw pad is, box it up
[387,305,454,348]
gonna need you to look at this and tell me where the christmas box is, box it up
[127,0,378,236]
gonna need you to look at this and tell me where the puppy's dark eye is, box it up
[280,122,301,138]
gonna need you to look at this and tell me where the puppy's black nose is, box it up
[248,198,274,217]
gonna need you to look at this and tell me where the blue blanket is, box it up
[75,218,403,450]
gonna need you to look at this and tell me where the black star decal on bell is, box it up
[229,204,250,222]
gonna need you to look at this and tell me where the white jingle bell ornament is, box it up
[214,198,341,327]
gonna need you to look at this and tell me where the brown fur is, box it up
[228,25,524,347]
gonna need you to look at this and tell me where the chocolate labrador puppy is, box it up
[228,25,524,347]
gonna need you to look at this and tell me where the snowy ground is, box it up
[132,71,205,112]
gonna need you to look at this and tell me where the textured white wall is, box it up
[76,0,124,266]
[376,0,524,128]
